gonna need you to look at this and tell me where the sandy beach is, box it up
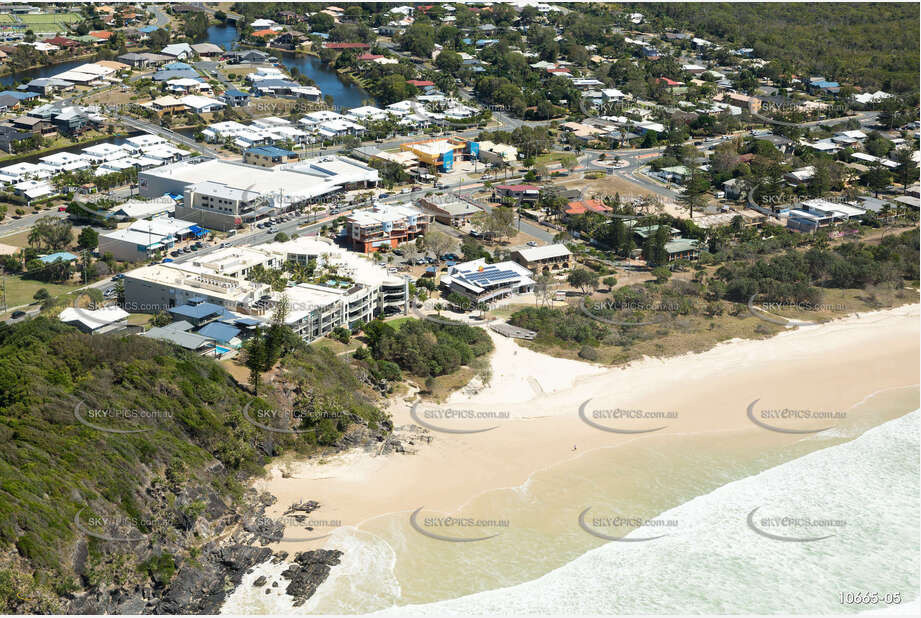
[254,304,920,551]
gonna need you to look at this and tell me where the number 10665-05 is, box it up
[839,592,901,605]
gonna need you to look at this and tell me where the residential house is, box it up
[161,43,194,59]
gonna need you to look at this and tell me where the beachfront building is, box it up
[511,244,573,274]
[122,236,409,340]
[346,202,432,253]
[440,259,535,303]
[786,199,867,233]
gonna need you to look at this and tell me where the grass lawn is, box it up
[384,316,413,330]
[536,151,572,167]
[126,313,152,327]
[2,276,82,310]
[309,337,361,356]
[17,13,81,26]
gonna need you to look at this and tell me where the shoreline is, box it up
[253,304,919,549]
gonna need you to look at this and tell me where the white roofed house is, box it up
[39,151,92,172]
[59,306,130,334]
[161,43,194,59]
[180,95,226,114]
[124,133,166,151]
[13,179,55,201]
[346,106,390,123]
[316,119,366,138]
[440,259,535,303]
[786,198,867,233]
[0,162,54,184]
[81,142,129,164]
[298,110,347,127]
[166,77,211,94]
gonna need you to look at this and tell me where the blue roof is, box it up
[162,61,193,70]
[38,251,78,263]
[220,315,262,327]
[252,79,299,89]
[153,69,200,81]
[223,88,249,97]
[310,32,330,39]
[139,25,160,33]
[196,321,241,343]
[168,301,226,320]
[246,145,296,157]
[0,90,39,100]
[814,80,839,88]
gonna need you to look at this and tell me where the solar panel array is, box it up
[460,265,518,287]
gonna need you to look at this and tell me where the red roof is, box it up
[251,29,276,37]
[546,67,570,73]
[738,153,755,163]
[406,79,434,87]
[323,42,370,49]
[44,36,79,47]
[89,30,113,40]
[565,199,611,215]
[656,77,682,86]
[497,184,540,192]
[358,53,383,60]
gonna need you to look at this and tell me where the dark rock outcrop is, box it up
[280,550,343,606]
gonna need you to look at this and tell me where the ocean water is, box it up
[221,388,919,615]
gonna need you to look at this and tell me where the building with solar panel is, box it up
[440,259,535,304]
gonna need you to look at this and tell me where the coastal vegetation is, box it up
[509,229,919,363]
[0,317,384,612]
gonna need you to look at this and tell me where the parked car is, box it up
[111,274,125,281]
[11,310,26,319]
[220,242,229,248]
[526,241,538,247]
[162,258,174,263]
[393,249,404,256]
